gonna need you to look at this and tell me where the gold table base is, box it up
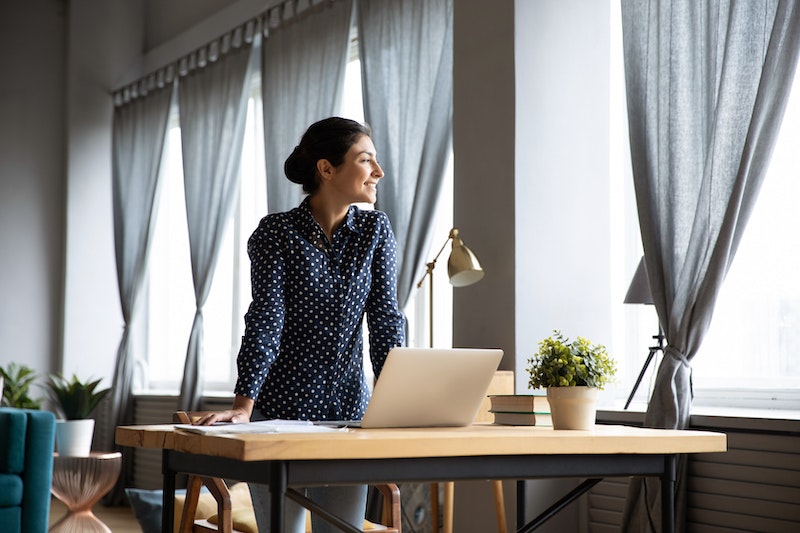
[50,451,122,533]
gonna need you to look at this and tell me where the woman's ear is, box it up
[316,159,334,182]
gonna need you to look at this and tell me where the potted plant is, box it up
[0,362,43,409]
[45,373,110,456]
[527,330,617,430]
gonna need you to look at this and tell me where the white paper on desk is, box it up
[174,420,345,435]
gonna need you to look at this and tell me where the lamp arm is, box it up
[415,229,456,288]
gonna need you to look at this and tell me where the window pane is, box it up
[146,124,194,390]
[145,90,266,392]
[694,68,800,393]
[611,0,800,408]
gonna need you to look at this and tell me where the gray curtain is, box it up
[106,79,173,502]
[177,29,254,411]
[262,0,353,214]
[357,0,454,311]
[620,1,800,530]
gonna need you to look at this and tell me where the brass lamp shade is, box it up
[447,229,484,287]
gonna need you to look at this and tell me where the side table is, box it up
[50,451,122,533]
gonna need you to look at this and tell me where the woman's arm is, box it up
[366,213,406,377]
[233,218,287,402]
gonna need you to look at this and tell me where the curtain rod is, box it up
[111,0,336,103]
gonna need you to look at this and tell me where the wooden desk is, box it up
[116,423,726,532]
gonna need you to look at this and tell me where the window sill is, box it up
[598,404,800,435]
[133,390,235,398]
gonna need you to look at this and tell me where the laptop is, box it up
[356,347,503,428]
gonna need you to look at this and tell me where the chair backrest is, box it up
[0,407,56,533]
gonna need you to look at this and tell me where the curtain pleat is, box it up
[262,0,353,214]
[357,0,454,311]
[105,81,173,503]
[177,35,254,411]
[620,1,800,529]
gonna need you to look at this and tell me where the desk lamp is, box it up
[416,228,484,347]
[416,228,488,533]
[623,256,665,409]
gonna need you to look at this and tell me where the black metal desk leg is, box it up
[162,450,176,533]
[270,461,288,532]
[662,455,676,533]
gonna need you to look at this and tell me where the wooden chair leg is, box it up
[375,483,402,531]
[492,480,507,533]
[179,476,204,533]
[431,482,440,531]
[442,482,454,533]
[204,476,233,533]
[435,480,506,533]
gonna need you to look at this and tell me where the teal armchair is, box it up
[0,407,56,533]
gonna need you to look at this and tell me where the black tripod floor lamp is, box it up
[623,256,665,409]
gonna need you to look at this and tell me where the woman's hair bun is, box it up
[283,145,310,186]
[284,117,372,194]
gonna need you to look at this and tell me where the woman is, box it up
[198,117,406,532]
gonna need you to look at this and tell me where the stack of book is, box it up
[489,394,552,426]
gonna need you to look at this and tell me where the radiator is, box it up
[586,430,800,532]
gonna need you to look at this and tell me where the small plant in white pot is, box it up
[46,373,110,456]
[527,330,617,430]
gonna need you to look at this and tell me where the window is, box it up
[145,118,194,391]
[144,81,266,393]
[142,43,453,393]
[691,67,800,407]
[611,1,800,410]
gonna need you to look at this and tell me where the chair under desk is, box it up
[116,423,726,533]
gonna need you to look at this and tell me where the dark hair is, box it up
[284,117,372,194]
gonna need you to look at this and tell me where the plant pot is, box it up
[55,418,95,457]
[546,386,598,430]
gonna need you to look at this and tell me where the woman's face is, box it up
[326,135,384,205]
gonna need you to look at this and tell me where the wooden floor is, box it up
[49,496,142,533]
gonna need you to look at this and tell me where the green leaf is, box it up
[45,373,111,420]
[527,329,617,390]
[0,362,43,409]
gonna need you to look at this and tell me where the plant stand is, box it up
[50,451,122,533]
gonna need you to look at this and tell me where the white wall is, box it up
[515,2,612,530]
[452,0,517,368]
[514,0,613,386]
[0,1,67,380]
[451,3,518,529]
[61,1,144,382]
[452,0,612,530]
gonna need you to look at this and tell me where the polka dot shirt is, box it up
[234,197,406,421]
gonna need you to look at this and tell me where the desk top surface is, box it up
[116,423,727,462]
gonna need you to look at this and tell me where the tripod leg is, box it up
[624,348,657,409]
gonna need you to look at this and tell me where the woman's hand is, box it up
[195,395,254,425]
[195,409,251,426]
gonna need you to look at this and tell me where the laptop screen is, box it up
[360,347,503,428]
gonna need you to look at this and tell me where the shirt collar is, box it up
[295,197,361,242]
